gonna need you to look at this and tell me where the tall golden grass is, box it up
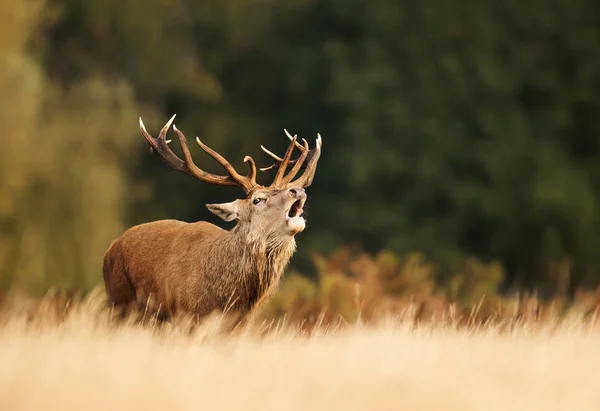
[1,1,599,409]
[0,288,599,411]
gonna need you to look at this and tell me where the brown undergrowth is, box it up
[259,248,600,332]
[2,252,600,411]
[2,248,600,334]
[1,285,600,411]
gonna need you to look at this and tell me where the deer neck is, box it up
[196,224,297,315]
[231,224,297,291]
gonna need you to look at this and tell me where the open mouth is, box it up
[286,199,305,220]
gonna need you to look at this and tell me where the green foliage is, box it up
[2,0,600,294]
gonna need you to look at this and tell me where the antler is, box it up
[139,114,258,194]
[260,129,322,188]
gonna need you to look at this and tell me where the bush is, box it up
[260,247,600,330]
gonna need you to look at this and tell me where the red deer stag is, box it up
[102,115,322,325]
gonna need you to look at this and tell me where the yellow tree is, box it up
[0,0,139,293]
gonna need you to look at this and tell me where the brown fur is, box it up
[104,117,321,326]
[103,187,306,325]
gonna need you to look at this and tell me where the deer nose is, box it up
[289,187,306,200]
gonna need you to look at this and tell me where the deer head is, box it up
[139,115,322,239]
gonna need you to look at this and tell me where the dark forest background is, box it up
[1,0,600,304]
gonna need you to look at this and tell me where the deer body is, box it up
[103,219,296,319]
[103,115,321,323]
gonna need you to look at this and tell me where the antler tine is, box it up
[259,129,317,172]
[259,144,283,171]
[259,129,322,188]
[280,138,310,185]
[170,126,239,187]
[288,133,322,188]
[140,115,257,193]
[284,129,305,150]
[194,136,257,192]
[244,156,258,185]
[270,134,297,187]
[140,115,194,177]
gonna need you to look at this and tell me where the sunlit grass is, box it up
[0,288,598,411]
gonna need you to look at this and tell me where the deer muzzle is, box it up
[286,188,307,233]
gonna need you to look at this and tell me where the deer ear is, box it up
[206,201,240,222]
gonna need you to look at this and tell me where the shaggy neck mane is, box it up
[213,222,297,312]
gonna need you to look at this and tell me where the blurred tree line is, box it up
[1,0,599,297]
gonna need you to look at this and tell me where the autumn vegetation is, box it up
[1,0,600,408]
[2,283,600,411]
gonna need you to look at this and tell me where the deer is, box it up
[102,114,322,327]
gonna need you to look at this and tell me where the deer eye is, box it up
[252,198,265,205]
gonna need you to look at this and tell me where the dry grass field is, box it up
[0,290,599,411]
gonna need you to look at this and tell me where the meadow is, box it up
[2,0,600,409]
[0,287,599,411]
